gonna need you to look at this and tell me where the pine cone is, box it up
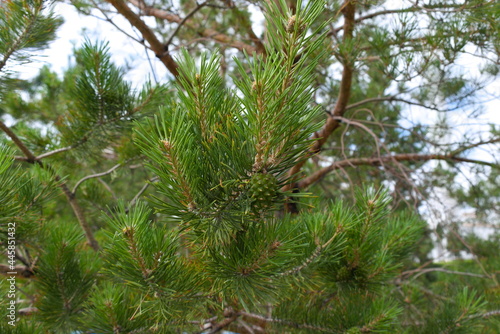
[248,173,278,210]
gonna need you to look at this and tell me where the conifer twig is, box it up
[279,227,341,277]
[0,120,100,251]
[284,0,356,200]
[127,176,159,211]
[72,162,123,194]
[297,152,499,189]
[407,267,488,279]
[164,1,209,49]
[127,0,259,54]
[105,0,180,76]
[0,1,43,71]
[240,311,335,333]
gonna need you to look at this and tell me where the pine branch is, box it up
[105,0,179,77]
[278,226,341,277]
[0,264,34,278]
[0,120,100,251]
[403,267,489,279]
[0,1,43,72]
[240,311,335,333]
[164,1,209,49]
[127,0,260,54]
[284,0,356,194]
[297,151,499,189]
[72,162,123,194]
[0,120,37,162]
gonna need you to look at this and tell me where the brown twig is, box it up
[0,264,34,278]
[240,311,335,333]
[127,0,259,54]
[164,1,209,49]
[72,162,123,194]
[127,176,159,211]
[297,152,499,189]
[206,313,240,334]
[105,0,180,76]
[0,121,37,162]
[403,267,489,280]
[284,0,356,197]
[449,229,499,285]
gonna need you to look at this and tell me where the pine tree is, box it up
[0,0,499,333]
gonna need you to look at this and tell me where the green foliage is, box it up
[57,40,135,157]
[102,202,201,306]
[0,0,62,97]
[0,145,57,240]
[85,283,148,333]
[34,222,100,331]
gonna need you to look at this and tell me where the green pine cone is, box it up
[248,173,278,210]
[335,266,351,282]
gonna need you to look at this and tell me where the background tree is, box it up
[0,0,499,333]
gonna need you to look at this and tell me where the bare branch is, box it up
[231,7,265,55]
[403,267,489,280]
[72,163,123,194]
[345,95,444,112]
[0,264,34,278]
[18,307,38,316]
[471,310,500,319]
[284,1,356,197]
[200,308,240,334]
[35,146,73,160]
[448,229,498,285]
[240,311,335,333]
[128,176,159,210]
[332,7,418,34]
[0,120,37,162]
[164,1,209,49]
[86,0,148,47]
[105,0,180,76]
[298,152,499,189]
[127,0,259,54]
